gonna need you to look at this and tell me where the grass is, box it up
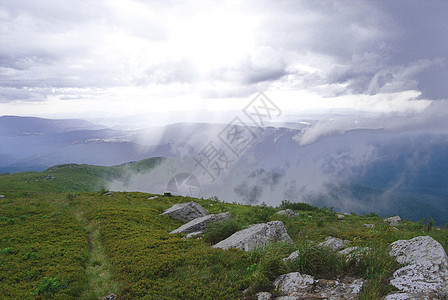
[75,210,120,299]
[0,194,88,299]
[1,165,448,298]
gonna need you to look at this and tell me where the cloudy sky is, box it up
[0,0,447,122]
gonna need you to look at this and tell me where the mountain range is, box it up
[0,115,447,224]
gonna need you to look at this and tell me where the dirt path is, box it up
[75,211,119,299]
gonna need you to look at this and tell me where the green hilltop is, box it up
[1,159,447,299]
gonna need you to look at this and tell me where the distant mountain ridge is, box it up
[0,115,106,135]
[1,115,447,224]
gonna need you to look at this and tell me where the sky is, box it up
[0,0,447,124]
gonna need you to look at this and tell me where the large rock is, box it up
[384,291,440,300]
[213,221,293,251]
[0,195,5,199]
[387,236,448,299]
[318,236,347,251]
[170,212,231,234]
[273,273,363,299]
[384,216,402,226]
[160,201,208,222]
[274,272,314,295]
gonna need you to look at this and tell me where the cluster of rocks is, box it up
[256,233,448,299]
[161,202,295,250]
[162,205,447,299]
[256,236,368,299]
[161,201,231,237]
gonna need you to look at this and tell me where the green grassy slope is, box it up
[0,157,165,195]
[1,159,448,299]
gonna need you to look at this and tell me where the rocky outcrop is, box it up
[213,221,293,251]
[276,209,298,218]
[273,272,363,299]
[385,236,448,299]
[384,216,401,226]
[170,212,230,234]
[318,236,347,251]
[161,201,209,222]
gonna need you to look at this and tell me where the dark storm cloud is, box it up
[366,0,448,99]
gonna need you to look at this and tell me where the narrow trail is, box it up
[74,211,119,299]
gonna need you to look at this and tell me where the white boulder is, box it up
[318,236,347,251]
[160,201,208,222]
[384,216,402,226]
[387,236,448,298]
[274,272,314,295]
[213,221,293,252]
[170,212,230,234]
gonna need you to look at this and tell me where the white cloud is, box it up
[0,0,447,122]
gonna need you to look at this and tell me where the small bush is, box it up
[66,193,76,201]
[98,187,109,195]
[316,216,324,227]
[32,277,67,295]
[0,247,15,255]
[245,242,294,295]
[279,200,318,212]
[204,219,242,244]
[250,203,276,223]
[426,217,434,232]
[288,243,343,279]
[24,251,37,260]
[365,211,380,218]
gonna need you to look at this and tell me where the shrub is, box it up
[24,251,37,260]
[250,202,276,223]
[279,200,318,212]
[426,217,434,232]
[32,277,67,295]
[204,219,242,244]
[0,247,15,255]
[98,187,109,195]
[245,242,294,295]
[288,243,342,279]
[365,211,380,218]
